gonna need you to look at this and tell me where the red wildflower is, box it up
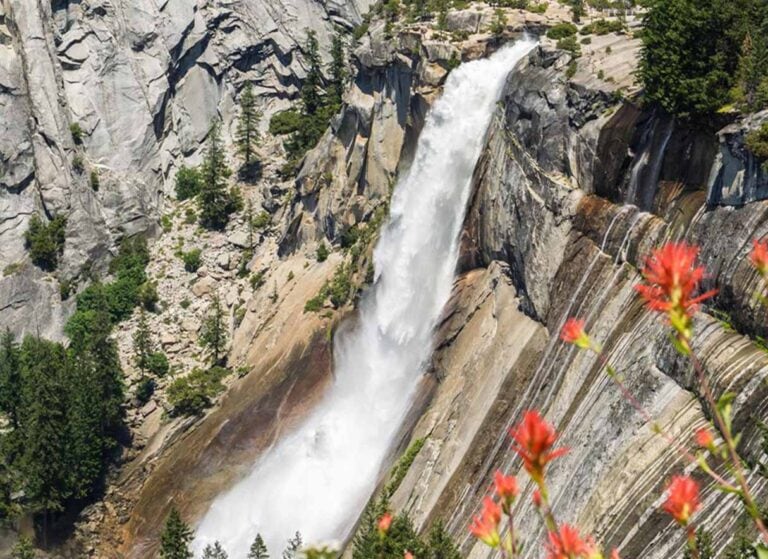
[532,489,542,508]
[662,475,700,526]
[493,470,519,511]
[545,524,593,559]
[377,512,392,536]
[751,239,768,277]
[635,242,717,345]
[469,497,502,548]
[561,318,591,349]
[510,410,568,484]
[694,428,714,449]
[404,551,414,559]
[610,550,621,559]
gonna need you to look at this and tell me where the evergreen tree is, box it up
[236,84,261,167]
[282,531,303,559]
[301,31,323,116]
[0,329,21,429]
[160,508,194,559]
[328,34,347,109]
[425,521,461,559]
[200,294,228,365]
[199,121,235,231]
[17,337,70,516]
[202,541,229,559]
[248,534,269,559]
[133,308,153,374]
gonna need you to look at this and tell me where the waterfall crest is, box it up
[193,39,537,559]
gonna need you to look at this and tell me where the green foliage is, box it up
[269,110,303,136]
[199,122,238,230]
[490,8,507,35]
[316,242,329,262]
[181,248,203,273]
[167,366,229,416]
[11,536,35,559]
[25,214,66,272]
[252,211,271,229]
[160,508,194,559]
[250,271,265,290]
[175,166,203,201]
[546,22,577,40]
[329,34,348,109]
[146,352,169,377]
[353,499,426,559]
[236,83,261,167]
[203,542,229,559]
[72,155,84,173]
[746,122,768,161]
[135,376,156,406]
[70,123,84,144]
[248,534,269,559]
[557,35,582,57]
[161,214,173,233]
[200,295,228,365]
[639,0,765,117]
[580,18,624,35]
[90,170,100,191]
[3,262,22,277]
[385,438,425,497]
[684,528,714,559]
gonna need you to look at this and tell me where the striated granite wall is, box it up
[387,44,768,558]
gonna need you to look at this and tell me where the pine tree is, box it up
[301,31,323,116]
[328,34,347,109]
[0,329,21,429]
[202,541,229,559]
[236,84,261,167]
[248,534,269,559]
[133,308,153,374]
[199,121,235,231]
[282,532,303,559]
[200,294,228,365]
[160,508,194,559]
[425,521,461,559]
[17,337,70,516]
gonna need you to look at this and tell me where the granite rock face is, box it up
[0,0,371,338]
[389,45,768,558]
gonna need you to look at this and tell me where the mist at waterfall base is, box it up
[192,39,536,558]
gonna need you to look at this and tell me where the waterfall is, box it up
[192,39,537,559]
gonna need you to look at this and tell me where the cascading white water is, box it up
[192,39,536,559]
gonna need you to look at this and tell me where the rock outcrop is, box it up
[0,0,371,338]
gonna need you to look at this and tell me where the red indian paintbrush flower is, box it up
[532,489,542,508]
[561,318,591,350]
[493,470,519,511]
[751,239,768,277]
[610,550,621,559]
[469,497,502,548]
[545,524,594,559]
[694,427,714,449]
[510,410,568,485]
[377,512,392,536]
[404,551,414,559]
[635,242,717,348]
[662,475,700,526]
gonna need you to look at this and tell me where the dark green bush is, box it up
[146,351,169,377]
[70,122,84,144]
[269,110,303,136]
[746,122,768,160]
[167,366,229,416]
[546,22,577,40]
[135,376,156,405]
[580,18,624,35]
[90,170,100,191]
[25,214,67,271]
[181,249,203,273]
[138,280,159,311]
[175,166,202,201]
[316,242,329,262]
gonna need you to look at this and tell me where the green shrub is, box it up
[269,109,303,136]
[72,155,84,173]
[252,211,271,229]
[316,242,329,262]
[25,214,67,271]
[181,249,203,273]
[184,207,197,224]
[146,351,169,377]
[180,298,191,309]
[3,262,22,277]
[546,22,577,40]
[557,35,582,57]
[135,376,156,405]
[580,18,624,36]
[175,166,202,201]
[580,36,592,45]
[161,214,173,232]
[746,122,768,160]
[566,59,578,78]
[167,366,229,416]
[238,249,253,278]
[250,271,265,290]
[304,295,324,313]
[138,281,159,311]
[70,122,84,144]
[90,170,100,191]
